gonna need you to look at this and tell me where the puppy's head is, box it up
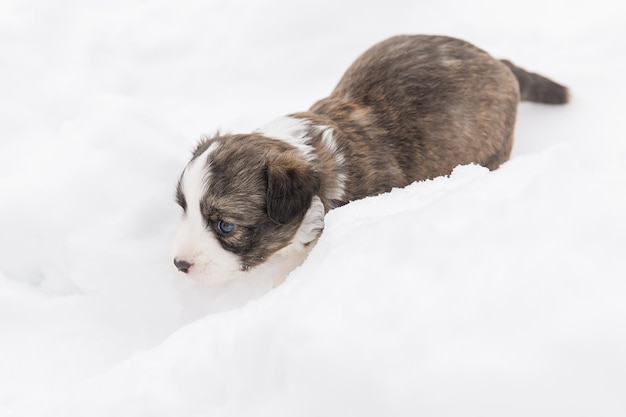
[172,134,321,284]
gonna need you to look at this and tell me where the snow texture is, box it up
[1,0,625,416]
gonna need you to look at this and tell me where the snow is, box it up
[1,0,625,415]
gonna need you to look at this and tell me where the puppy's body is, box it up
[173,35,568,285]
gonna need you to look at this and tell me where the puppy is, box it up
[172,35,568,286]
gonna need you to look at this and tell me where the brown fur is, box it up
[177,35,569,274]
[296,35,521,206]
[184,134,317,269]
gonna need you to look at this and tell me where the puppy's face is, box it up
[172,134,320,284]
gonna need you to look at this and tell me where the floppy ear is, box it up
[266,154,320,225]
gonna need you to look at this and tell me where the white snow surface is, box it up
[2,0,626,415]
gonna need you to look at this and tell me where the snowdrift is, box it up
[1,0,625,415]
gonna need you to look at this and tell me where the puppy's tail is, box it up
[500,59,569,105]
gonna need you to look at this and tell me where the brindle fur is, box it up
[180,134,321,269]
[180,35,568,272]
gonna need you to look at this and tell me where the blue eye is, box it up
[216,219,236,236]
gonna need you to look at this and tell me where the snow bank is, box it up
[1,0,625,416]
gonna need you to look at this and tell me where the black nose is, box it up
[174,258,192,273]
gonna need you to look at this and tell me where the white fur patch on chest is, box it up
[318,126,346,202]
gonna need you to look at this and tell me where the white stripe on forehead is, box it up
[256,116,316,162]
[182,141,220,214]
[173,139,243,283]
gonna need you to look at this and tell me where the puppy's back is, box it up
[311,35,520,185]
